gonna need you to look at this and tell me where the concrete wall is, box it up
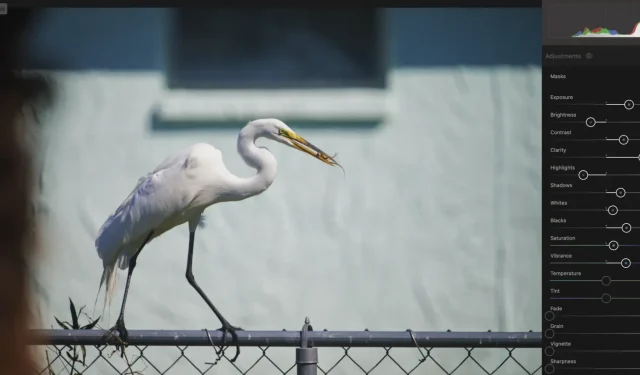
[29,8,542,374]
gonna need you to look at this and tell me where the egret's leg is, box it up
[105,230,154,356]
[185,230,243,362]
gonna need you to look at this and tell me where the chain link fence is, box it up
[29,319,542,375]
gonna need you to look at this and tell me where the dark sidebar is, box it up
[543,46,640,374]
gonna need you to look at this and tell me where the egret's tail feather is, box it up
[91,268,106,317]
[92,263,118,319]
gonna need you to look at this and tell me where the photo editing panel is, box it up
[543,1,640,374]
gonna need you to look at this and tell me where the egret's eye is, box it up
[278,129,293,138]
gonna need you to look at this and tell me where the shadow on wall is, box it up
[24,8,541,70]
[24,8,541,132]
[150,8,540,131]
[388,8,541,67]
[25,8,165,70]
[149,113,383,132]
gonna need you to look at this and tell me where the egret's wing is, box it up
[95,143,221,268]
[95,165,189,268]
[151,145,197,174]
[115,176,147,216]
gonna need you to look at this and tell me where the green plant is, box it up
[53,298,100,374]
[48,298,142,375]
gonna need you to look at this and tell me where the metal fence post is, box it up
[296,317,318,375]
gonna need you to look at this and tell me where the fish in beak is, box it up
[281,130,345,173]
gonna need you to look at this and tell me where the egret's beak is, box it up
[283,131,343,170]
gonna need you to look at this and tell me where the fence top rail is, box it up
[29,329,542,348]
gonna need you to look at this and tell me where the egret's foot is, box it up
[218,324,243,362]
[103,318,129,357]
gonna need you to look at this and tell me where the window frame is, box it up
[164,9,388,91]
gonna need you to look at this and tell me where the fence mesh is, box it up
[31,334,541,375]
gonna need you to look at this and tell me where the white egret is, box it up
[94,118,342,361]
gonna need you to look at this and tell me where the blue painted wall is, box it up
[388,9,541,67]
[26,8,541,70]
[27,8,166,70]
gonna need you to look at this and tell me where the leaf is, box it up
[69,298,79,329]
[80,345,87,365]
[54,316,71,330]
[65,351,78,362]
[78,305,86,317]
[81,317,100,330]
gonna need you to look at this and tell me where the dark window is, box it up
[167,9,386,90]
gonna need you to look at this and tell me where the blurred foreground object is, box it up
[0,9,52,375]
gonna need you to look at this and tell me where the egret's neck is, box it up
[228,130,277,201]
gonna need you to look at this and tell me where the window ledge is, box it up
[156,88,390,122]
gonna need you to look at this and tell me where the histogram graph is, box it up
[544,0,640,45]
[573,23,640,38]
